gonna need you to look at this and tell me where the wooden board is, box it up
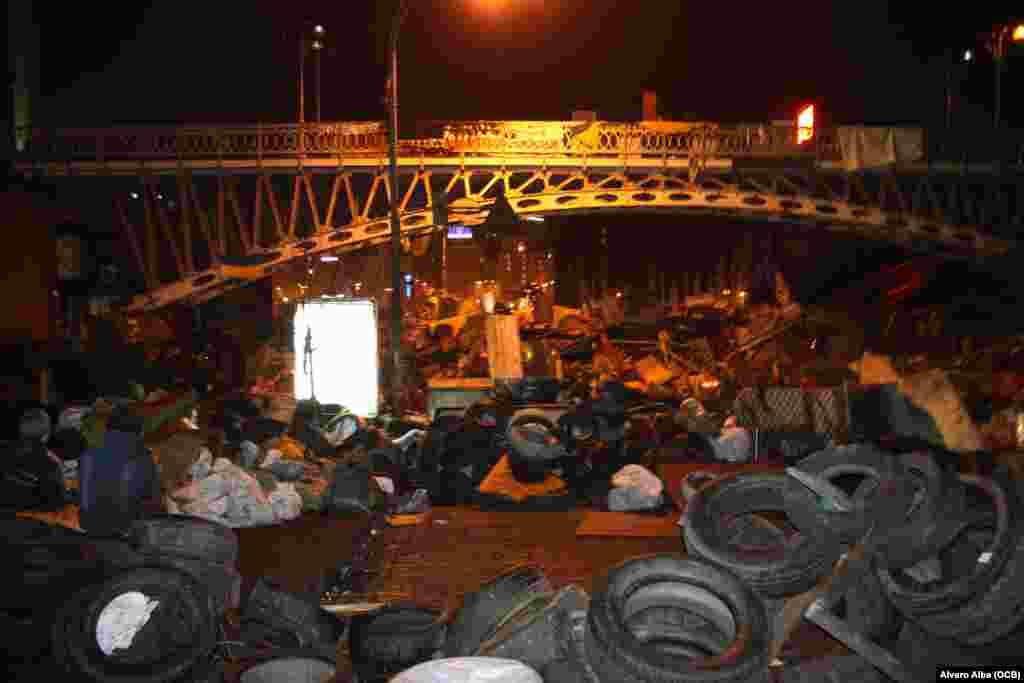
[486,314,524,380]
[576,511,680,538]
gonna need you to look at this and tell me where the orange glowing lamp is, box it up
[797,104,815,145]
[1013,24,1024,42]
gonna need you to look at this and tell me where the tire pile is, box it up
[49,514,241,682]
[352,446,1024,682]
[4,513,344,682]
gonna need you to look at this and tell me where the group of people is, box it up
[2,405,163,535]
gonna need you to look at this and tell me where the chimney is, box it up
[572,108,597,122]
[642,91,660,122]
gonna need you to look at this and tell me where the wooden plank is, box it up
[485,314,523,380]
[576,511,680,538]
[427,378,496,390]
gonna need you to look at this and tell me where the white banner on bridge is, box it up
[837,126,923,171]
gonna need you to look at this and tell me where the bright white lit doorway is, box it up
[293,298,379,417]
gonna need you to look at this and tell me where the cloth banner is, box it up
[837,127,924,171]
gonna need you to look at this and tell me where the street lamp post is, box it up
[298,39,305,127]
[988,22,1024,127]
[298,25,326,133]
[387,0,409,416]
[313,25,325,123]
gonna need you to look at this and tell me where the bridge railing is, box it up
[923,127,1024,167]
[16,120,845,163]
[17,122,389,162]
[21,121,1023,168]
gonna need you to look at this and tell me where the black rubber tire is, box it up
[869,451,969,570]
[241,579,343,662]
[130,514,239,565]
[625,605,732,658]
[682,471,842,597]
[878,474,1013,617]
[784,444,907,545]
[895,479,1024,646]
[585,554,770,683]
[476,586,588,674]
[148,555,241,616]
[443,566,552,658]
[349,605,446,683]
[53,567,217,683]
[840,561,903,643]
[506,411,567,483]
[549,608,600,683]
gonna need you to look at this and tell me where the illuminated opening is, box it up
[294,298,379,417]
[1013,25,1024,42]
[797,104,815,145]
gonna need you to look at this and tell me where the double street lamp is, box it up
[990,23,1024,128]
[962,21,1024,127]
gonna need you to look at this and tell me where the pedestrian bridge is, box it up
[14,120,1024,313]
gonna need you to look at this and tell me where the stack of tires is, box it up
[49,514,243,683]
[52,566,223,683]
[780,447,1024,676]
[1,519,110,679]
[93,514,243,617]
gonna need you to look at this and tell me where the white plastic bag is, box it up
[392,657,543,683]
[95,592,161,656]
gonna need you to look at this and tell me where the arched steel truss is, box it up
[14,121,1022,313]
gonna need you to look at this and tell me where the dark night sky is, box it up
[32,0,1024,128]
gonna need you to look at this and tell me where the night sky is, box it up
[32,0,1024,128]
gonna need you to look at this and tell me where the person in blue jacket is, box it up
[78,407,162,535]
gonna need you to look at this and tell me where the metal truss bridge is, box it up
[14,120,1024,313]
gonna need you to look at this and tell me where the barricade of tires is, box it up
[33,514,245,682]
[348,444,1024,682]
